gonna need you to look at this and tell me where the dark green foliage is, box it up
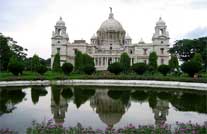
[0,35,11,71]
[169,55,179,72]
[73,87,95,108]
[181,60,202,77]
[169,37,207,71]
[62,62,73,75]
[74,50,95,74]
[36,64,47,75]
[107,62,123,75]
[120,52,130,73]
[148,94,157,109]
[132,63,148,75]
[83,64,96,75]
[51,86,61,105]
[74,50,83,71]
[61,87,73,100]
[192,53,203,64]
[131,90,148,102]
[31,87,47,104]
[52,53,61,72]
[0,33,27,71]
[158,64,171,76]
[32,54,40,72]
[148,52,158,72]
[7,56,24,76]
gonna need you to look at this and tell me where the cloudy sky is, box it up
[1,0,207,59]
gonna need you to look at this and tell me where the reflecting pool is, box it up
[0,86,207,133]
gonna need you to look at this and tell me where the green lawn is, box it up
[0,71,206,83]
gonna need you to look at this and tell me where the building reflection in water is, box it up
[51,86,69,126]
[48,86,206,128]
[90,89,131,128]
[152,98,169,127]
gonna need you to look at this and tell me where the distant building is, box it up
[51,8,170,70]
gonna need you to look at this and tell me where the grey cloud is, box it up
[184,27,207,39]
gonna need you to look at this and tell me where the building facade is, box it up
[51,8,170,70]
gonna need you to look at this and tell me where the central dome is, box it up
[98,8,125,32]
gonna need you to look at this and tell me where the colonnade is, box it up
[95,56,120,67]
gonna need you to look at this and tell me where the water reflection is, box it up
[0,87,26,116]
[31,86,47,104]
[51,86,68,125]
[0,86,206,131]
[90,89,130,127]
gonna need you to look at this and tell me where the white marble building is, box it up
[51,8,170,70]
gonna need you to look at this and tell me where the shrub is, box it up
[52,53,61,72]
[62,62,73,75]
[36,64,47,75]
[120,52,130,73]
[7,56,24,76]
[192,52,203,64]
[181,60,202,77]
[32,54,40,72]
[74,50,95,73]
[148,52,158,72]
[107,62,123,75]
[158,64,171,76]
[169,55,179,72]
[83,64,96,75]
[132,63,148,75]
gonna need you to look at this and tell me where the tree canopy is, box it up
[169,37,207,71]
[148,52,158,72]
[120,52,130,73]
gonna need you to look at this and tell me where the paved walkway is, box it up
[0,80,207,90]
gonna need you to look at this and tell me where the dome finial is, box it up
[110,7,112,13]
[109,7,114,19]
[60,16,62,20]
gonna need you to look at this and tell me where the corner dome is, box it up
[56,17,65,26]
[98,8,125,32]
[156,17,166,26]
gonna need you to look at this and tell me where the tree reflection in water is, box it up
[0,87,26,116]
[73,87,95,108]
[31,86,47,104]
[0,86,206,128]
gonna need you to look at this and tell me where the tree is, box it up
[181,60,202,77]
[192,53,203,64]
[83,64,96,75]
[52,53,61,72]
[7,56,24,76]
[169,55,179,72]
[74,50,95,74]
[0,33,27,71]
[107,62,123,75]
[36,64,47,75]
[158,64,171,76]
[0,35,11,71]
[74,50,83,71]
[148,52,158,72]
[132,63,148,75]
[169,37,207,71]
[120,52,130,73]
[32,54,40,72]
[62,62,73,75]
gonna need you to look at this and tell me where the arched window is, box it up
[160,48,164,54]
[161,58,164,64]
[159,29,164,35]
[143,48,147,55]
